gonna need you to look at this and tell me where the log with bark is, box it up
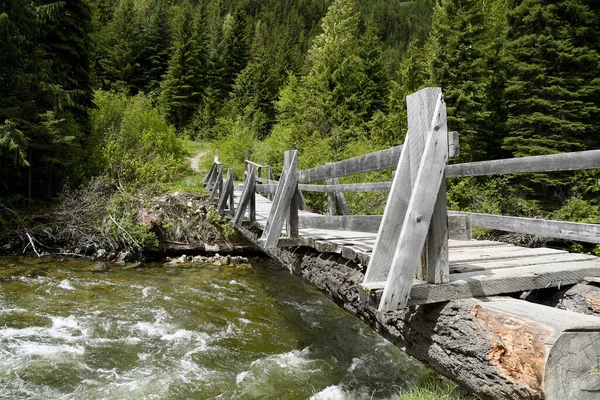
[237,224,600,400]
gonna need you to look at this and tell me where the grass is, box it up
[163,139,214,194]
[394,381,474,400]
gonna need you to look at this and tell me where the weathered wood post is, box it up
[209,164,224,202]
[233,164,256,226]
[217,168,234,215]
[261,150,299,248]
[284,150,299,238]
[326,176,350,216]
[362,87,449,311]
[268,165,274,200]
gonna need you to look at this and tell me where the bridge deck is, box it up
[234,190,600,305]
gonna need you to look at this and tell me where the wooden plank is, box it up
[451,252,597,273]
[446,149,600,178]
[299,182,392,193]
[379,91,448,311]
[285,150,299,238]
[228,170,235,215]
[298,145,403,183]
[298,215,381,232]
[203,163,216,186]
[261,151,299,248]
[217,168,234,215]
[448,240,509,248]
[363,129,412,284]
[363,259,600,305]
[208,164,224,202]
[404,87,448,284]
[449,211,600,243]
[450,247,564,263]
[232,165,256,226]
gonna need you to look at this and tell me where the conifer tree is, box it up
[139,3,171,95]
[99,0,143,94]
[214,11,249,99]
[502,0,600,157]
[160,4,209,129]
[430,0,492,162]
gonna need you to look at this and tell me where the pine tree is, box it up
[502,0,600,157]
[139,3,171,95]
[430,0,492,162]
[160,4,209,129]
[214,11,249,99]
[99,0,143,94]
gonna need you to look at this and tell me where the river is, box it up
[0,256,440,399]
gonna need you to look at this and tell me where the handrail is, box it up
[446,149,600,177]
[298,145,403,183]
[449,211,600,243]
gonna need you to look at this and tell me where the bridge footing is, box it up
[238,223,600,400]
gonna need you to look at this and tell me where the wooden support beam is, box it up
[379,90,448,311]
[284,150,299,238]
[300,181,392,193]
[208,164,223,202]
[227,169,234,215]
[203,163,216,186]
[233,165,256,226]
[268,165,274,200]
[326,176,351,215]
[363,259,600,306]
[448,131,460,158]
[446,149,600,178]
[363,127,412,284]
[298,145,403,183]
[261,151,299,248]
[217,168,234,215]
[449,211,600,243]
[448,214,472,241]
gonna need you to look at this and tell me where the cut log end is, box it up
[545,331,600,400]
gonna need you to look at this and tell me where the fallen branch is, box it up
[25,232,41,257]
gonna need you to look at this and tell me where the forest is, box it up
[1,0,599,248]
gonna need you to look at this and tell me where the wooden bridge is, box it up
[204,87,600,312]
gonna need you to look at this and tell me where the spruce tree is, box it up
[502,0,600,157]
[160,5,209,129]
[99,0,143,94]
[430,0,492,162]
[139,3,171,95]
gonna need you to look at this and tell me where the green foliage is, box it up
[0,120,29,168]
[90,91,183,187]
[159,4,210,129]
[430,0,494,162]
[214,118,257,179]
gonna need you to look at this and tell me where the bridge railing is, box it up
[208,86,600,311]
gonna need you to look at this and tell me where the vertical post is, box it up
[209,164,224,202]
[203,163,216,186]
[268,165,275,200]
[250,167,256,222]
[217,168,234,215]
[233,164,256,226]
[378,90,449,311]
[261,150,299,248]
[327,178,337,215]
[284,151,299,238]
[406,88,449,284]
[228,168,235,215]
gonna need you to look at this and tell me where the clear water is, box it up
[0,257,436,399]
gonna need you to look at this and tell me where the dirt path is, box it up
[189,151,207,173]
